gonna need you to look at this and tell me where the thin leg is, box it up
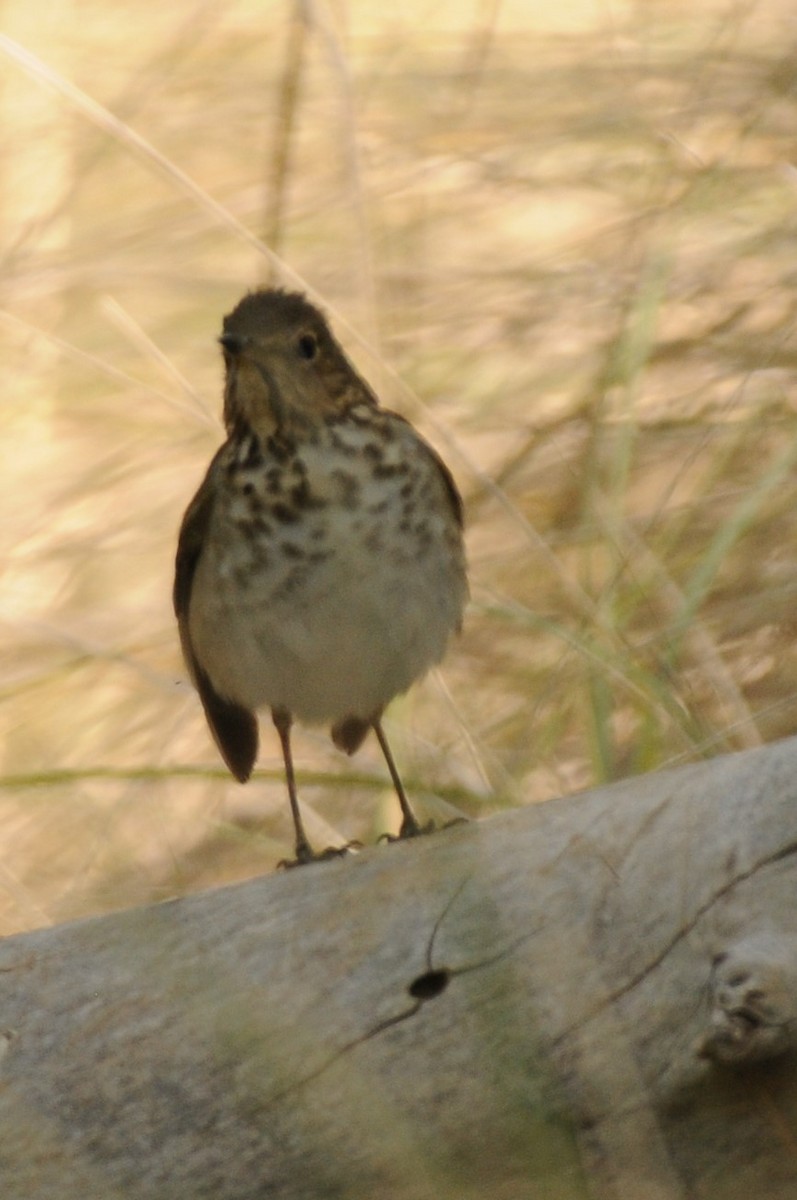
[372,718,427,838]
[271,707,314,863]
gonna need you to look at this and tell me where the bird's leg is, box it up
[372,718,432,839]
[273,708,357,866]
[271,707,315,864]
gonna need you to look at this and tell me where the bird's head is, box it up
[219,289,375,438]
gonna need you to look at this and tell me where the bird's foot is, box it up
[379,814,468,845]
[379,817,436,844]
[278,840,361,869]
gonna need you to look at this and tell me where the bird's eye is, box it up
[297,333,318,361]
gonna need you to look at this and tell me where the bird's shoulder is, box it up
[374,408,464,529]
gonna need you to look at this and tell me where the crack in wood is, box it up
[554,838,797,1046]
[260,876,541,1106]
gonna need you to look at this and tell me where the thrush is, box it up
[174,288,468,865]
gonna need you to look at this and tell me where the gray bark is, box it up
[2,736,797,1199]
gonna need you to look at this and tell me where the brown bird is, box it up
[174,289,467,864]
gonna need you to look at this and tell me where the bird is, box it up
[174,288,468,865]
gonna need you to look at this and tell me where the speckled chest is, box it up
[209,404,453,599]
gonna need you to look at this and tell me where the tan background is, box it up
[1,0,796,931]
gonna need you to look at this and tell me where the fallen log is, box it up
[2,736,797,1199]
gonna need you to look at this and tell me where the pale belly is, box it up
[187,422,467,724]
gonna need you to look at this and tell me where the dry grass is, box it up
[2,0,797,932]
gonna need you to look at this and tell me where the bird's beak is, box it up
[219,333,250,355]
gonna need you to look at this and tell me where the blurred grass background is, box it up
[2,0,797,932]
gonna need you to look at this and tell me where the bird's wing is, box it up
[386,412,465,528]
[174,451,259,782]
[429,442,464,528]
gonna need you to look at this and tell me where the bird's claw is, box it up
[278,840,361,869]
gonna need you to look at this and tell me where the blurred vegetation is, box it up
[1,0,797,932]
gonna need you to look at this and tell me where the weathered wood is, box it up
[2,737,797,1199]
